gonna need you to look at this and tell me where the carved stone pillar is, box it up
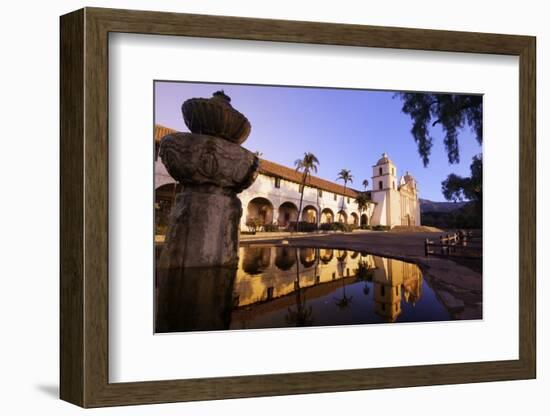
[158,91,258,269]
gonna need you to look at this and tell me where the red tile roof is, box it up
[155,124,361,198]
[154,124,177,142]
[258,159,359,198]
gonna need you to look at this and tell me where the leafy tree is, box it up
[294,152,320,231]
[442,154,482,204]
[396,93,482,166]
[354,192,370,224]
[336,169,353,222]
[438,154,483,228]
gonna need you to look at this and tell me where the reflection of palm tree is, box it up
[355,260,373,281]
[294,153,320,231]
[336,169,353,222]
[333,255,353,310]
[336,250,347,262]
[334,278,353,310]
[285,248,313,326]
[355,260,373,296]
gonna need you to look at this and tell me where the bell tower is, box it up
[372,153,397,191]
[370,153,399,227]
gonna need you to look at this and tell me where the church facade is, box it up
[370,153,421,228]
[154,125,421,234]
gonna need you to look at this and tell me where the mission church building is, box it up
[154,125,421,234]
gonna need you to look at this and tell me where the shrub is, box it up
[372,225,390,231]
[319,222,355,232]
[263,223,279,232]
[245,217,262,232]
[360,224,372,230]
[293,221,318,232]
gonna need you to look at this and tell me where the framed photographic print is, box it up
[60,7,536,408]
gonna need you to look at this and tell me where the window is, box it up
[274,177,281,188]
[392,181,396,190]
[333,193,337,201]
[392,167,395,176]
[379,167,383,175]
[266,287,274,300]
[318,189,323,197]
[347,197,350,203]
[379,181,383,190]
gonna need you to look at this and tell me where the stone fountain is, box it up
[158,91,259,269]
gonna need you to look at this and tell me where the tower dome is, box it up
[376,152,393,166]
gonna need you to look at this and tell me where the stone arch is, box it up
[360,213,368,226]
[299,248,317,268]
[337,210,348,224]
[350,212,359,225]
[242,246,271,275]
[301,205,318,223]
[319,249,334,264]
[278,201,298,227]
[246,197,274,226]
[275,246,296,271]
[321,208,334,224]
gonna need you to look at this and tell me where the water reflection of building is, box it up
[234,246,421,314]
[235,246,369,307]
[154,245,427,332]
[372,257,423,322]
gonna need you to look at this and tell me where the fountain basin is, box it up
[181,91,251,144]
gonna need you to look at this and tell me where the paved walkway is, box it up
[242,230,482,321]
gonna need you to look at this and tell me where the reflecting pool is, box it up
[155,245,450,333]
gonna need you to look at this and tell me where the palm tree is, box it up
[362,179,369,190]
[294,152,320,231]
[355,191,370,226]
[336,169,353,222]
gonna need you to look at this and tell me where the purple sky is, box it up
[154,81,482,201]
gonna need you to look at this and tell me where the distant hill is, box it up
[419,198,467,213]
[420,199,481,229]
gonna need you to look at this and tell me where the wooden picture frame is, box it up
[60,7,536,408]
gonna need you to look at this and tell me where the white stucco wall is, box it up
[154,160,371,230]
[156,156,419,230]
[238,173,367,229]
